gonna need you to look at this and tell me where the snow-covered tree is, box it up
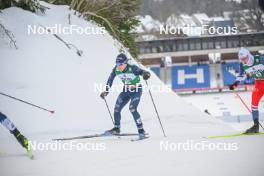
[231,0,264,32]
[0,0,46,13]
[69,0,141,57]
[42,0,141,57]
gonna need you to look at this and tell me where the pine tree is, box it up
[70,0,141,58]
[0,0,46,13]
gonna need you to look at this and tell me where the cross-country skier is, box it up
[0,111,30,152]
[229,47,264,133]
[100,53,151,139]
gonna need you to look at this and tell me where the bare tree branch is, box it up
[0,22,18,49]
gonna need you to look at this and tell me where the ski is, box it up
[25,141,34,159]
[205,132,264,139]
[53,132,141,141]
[131,136,149,142]
[26,147,34,160]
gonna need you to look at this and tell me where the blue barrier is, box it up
[150,62,255,90]
[150,67,160,77]
[222,62,240,86]
[171,64,210,89]
[222,62,255,85]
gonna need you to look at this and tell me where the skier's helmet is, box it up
[238,47,254,65]
[116,53,128,66]
[238,48,249,60]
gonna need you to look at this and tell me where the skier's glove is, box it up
[143,72,151,80]
[100,91,109,99]
[229,81,239,90]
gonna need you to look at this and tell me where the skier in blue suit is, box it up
[100,53,150,138]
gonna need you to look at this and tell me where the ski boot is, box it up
[245,119,259,134]
[105,127,120,135]
[12,129,30,149]
[12,128,33,159]
[138,128,146,139]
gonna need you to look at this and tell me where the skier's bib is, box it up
[243,56,264,79]
[115,65,140,86]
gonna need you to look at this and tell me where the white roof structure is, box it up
[192,13,210,26]
[210,16,225,21]
[179,14,196,27]
[138,15,163,32]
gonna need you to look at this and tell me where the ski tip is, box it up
[26,144,34,160]
[27,150,34,160]
[29,154,34,160]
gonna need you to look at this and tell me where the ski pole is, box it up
[0,92,55,114]
[234,92,251,113]
[102,98,114,125]
[234,91,264,131]
[145,80,166,137]
[259,123,264,131]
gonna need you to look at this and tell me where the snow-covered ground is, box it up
[182,91,264,126]
[182,91,264,135]
[0,3,264,176]
[182,91,264,117]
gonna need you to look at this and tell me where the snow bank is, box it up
[1,3,264,176]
